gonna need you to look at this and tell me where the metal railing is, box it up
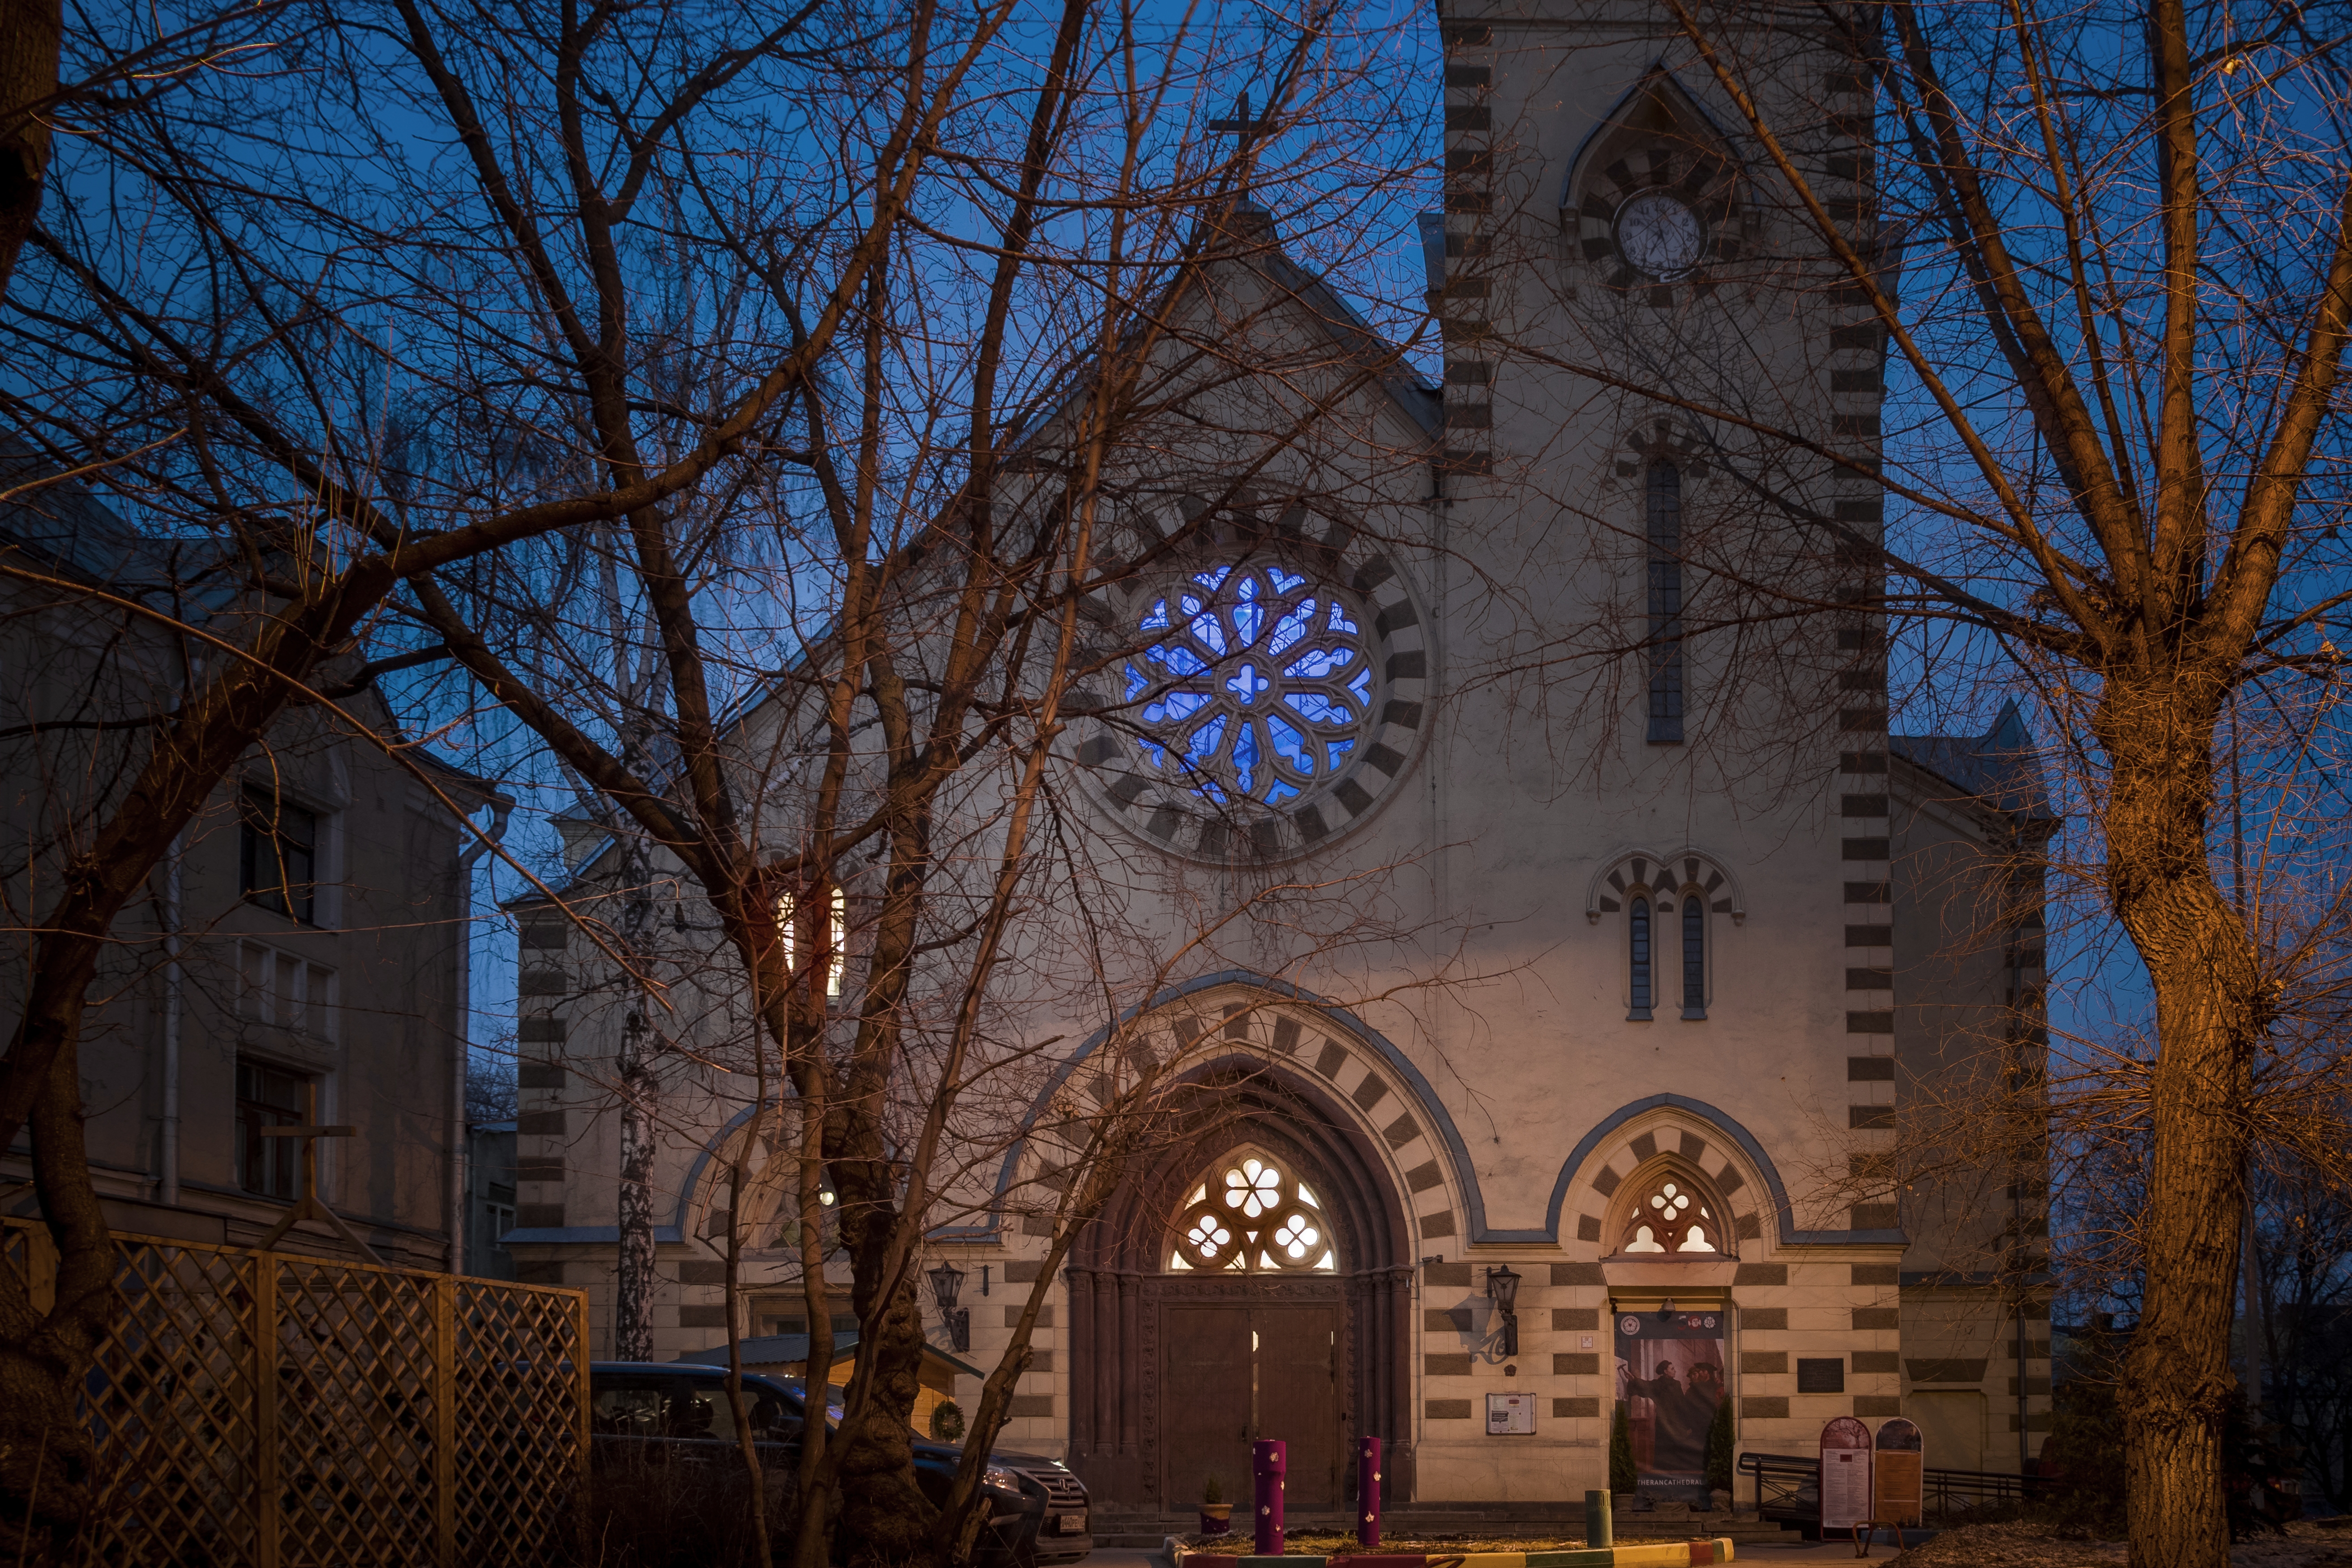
[5,1220,590,1567]
[1740,1449,2053,1528]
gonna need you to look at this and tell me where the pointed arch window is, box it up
[1629,896,1654,1021]
[1646,463,1685,745]
[1681,893,1706,1020]
[1618,1173,1726,1256]
[1167,1150,1336,1273]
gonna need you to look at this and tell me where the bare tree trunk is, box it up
[722,1107,773,1568]
[789,1075,834,1568]
[0,0,58,301]
[2103,689,2261,1568]
[615,1010,657,1363]
[0,1051,111,1546]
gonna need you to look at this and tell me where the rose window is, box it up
[1125,564,1374,808]
[1169,1151,1336,1272]
[1619,1176,1720,1255]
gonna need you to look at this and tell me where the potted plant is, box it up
[1198,1475,1233,1536]
[1611,1402,1638,1516]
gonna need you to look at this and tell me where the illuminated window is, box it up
[1619,1175,1723,1255]
[777,887,847,998]
[1167,1151,1336,1273]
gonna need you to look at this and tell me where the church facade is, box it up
[506,0,2052,1516]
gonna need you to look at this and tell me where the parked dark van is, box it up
[588,1362,1091,1566]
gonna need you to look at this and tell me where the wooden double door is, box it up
[1159,1302,1343,1509]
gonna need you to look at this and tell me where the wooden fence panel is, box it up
[2,1222,588,1567]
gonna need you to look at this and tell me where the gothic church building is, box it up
[508,0,2053,1516]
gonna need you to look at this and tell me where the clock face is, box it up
[1614,190,1705,279]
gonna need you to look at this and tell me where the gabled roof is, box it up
[0,439,214,601]
[1891,699,2053,821]
[0,437,509,812]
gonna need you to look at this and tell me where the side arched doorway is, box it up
[1067,1058,1414,1512]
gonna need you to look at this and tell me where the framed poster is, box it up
[1614,1307,1727,1507]
[1820,1416,1873,1532]
[1487,1392,1536,1435]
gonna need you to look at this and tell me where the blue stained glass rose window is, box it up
[1125,563,1375,808]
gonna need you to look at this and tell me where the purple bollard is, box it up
[1253,1438,1286,1556]
[1357,1436,1383,1547]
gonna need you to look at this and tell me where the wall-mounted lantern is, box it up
[928,1261,970,1352]
[1485,1264,1521,1358]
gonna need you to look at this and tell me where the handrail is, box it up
[1738,1449,2053,1526]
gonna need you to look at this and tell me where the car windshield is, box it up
[593,1376,741,1441]
[775,1379,847,1423]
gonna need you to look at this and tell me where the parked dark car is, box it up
[588,1362,1092,1566]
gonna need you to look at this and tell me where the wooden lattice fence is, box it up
[4,1222,590,1567]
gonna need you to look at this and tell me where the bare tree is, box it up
[1457,0,2352,1558]
[404,6,1459,1563]
[0,0,972,1535]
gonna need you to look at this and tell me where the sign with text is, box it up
[1487,1392,1536,1434]
[1873,1416,1924,1526]
[1819,1416,1873,1532]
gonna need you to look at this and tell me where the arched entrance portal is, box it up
[1068,1059,1414,1511]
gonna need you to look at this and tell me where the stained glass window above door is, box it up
[1168,1151,1337,1272]
[1619,1175,1722,1255]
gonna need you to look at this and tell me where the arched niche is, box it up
[1561,65,1752,303]
[1066,1052,1414,1510]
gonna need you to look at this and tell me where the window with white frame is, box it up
[240,941,338,1039]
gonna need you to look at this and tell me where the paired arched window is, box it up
[1167,1149,1337,1273]
[1628,886,1706,1021]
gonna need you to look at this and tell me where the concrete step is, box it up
[1096,1515,1806,1551]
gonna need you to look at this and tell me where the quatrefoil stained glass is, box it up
[1126,564,1375,808]
[1621,1177,1718,1254]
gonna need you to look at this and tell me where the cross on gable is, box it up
[1208,91,1275,144]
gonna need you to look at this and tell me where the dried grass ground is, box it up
[1881,1521,2352,1568]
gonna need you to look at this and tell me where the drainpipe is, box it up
[160,829,185,1207]
[450,800,513,1273]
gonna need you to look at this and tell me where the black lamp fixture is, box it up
[928,1261,970,1352]
[1485,1264,1521,1358]
[1658,1296,1678,1322]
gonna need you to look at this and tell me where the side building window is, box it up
[236,1058,311,1199]
[240,788,318,924]
[1646,463,1684,744]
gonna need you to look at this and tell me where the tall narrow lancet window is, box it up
[1646,463,1685,744]
[1682,895,1706,1019]
[1629,895,1654,1020]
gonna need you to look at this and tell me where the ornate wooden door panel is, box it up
[1159,1304,1253,1507]
[1254,1305,1342,1507]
